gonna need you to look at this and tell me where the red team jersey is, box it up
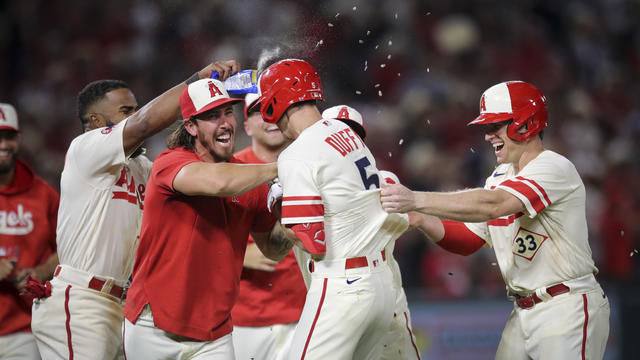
[123,147,276,341]
[0,159,58,335]
[231,147,306,327]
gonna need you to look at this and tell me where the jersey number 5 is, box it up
[355,156,380,190]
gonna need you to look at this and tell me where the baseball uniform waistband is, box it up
[308,250,387,276]
[54,265,126,299]
[510,273,601,309]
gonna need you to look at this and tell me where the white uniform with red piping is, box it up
[278,118,408,359]
[464,150,610,359]
[31,119,151,360]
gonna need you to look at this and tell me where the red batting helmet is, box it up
[251,59,324,124]
[468,81,548,142]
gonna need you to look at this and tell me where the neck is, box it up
[514,143,545,173]
[251,142,286,163]
[289,105,322,138]
[0,167,16,188]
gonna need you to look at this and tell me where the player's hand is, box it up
[380,183,416,213]
[243,243,279,272]
[198,60,240,81]
[0,258,16,281]
[267,182,283,214]
[11,267,37,292]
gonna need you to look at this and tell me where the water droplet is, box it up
[399,139,404,145]
[328,23,334,27]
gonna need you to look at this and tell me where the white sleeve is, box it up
[496,156,579,218]
[66,119,127,188]
[278,155,324,225]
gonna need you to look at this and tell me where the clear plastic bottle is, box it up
[211,69,259,94]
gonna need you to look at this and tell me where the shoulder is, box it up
[527,150,578,177]
[153,148,199,168]
[233,147,262,164]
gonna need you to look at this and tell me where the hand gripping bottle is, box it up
[211,70,259,94]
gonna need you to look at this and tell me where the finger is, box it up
[257,263,277,272]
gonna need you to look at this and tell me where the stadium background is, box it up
[1,0,638,358]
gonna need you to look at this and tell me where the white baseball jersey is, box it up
[279,118,408,259]
[464,150,597,293]
[279,119,409,359]
[56,119,151,281]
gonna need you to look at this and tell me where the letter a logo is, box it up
[208,81,224,98]
[337,107,350,120]
[480,95,487,112]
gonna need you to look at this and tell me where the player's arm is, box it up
[409,212,485,256]
[243,242,278,272]
[251,221,294,262]
[173,162,277,196]
[12,252,59,292]
[381,183,524,222]
[122,60,240,157]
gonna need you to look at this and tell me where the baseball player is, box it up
[122,78,291,360]
[251,59,409,359]
[0,103,59,359]
[321,105,421,360]
[381,81,610,359]
[30,61,240,360]
[231,93,307,360]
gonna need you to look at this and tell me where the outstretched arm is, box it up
[381,183,524,222]
[173,162,277,197]
[122,60,240,156]
[409,212,485,256]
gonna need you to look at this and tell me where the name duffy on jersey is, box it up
[113,166,145,210]
[0,204,33,235]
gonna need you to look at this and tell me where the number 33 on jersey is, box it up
[511,227,547,260]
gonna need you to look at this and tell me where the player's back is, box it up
[278,119,407,260]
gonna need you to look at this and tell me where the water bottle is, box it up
[211,70,259,94]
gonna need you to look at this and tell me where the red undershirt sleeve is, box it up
[438,220,486,256]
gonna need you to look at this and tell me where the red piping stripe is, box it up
[516,176,551,206]
[487,212,524,227]
[64,285,74,360]
[282,204,324,218]
[500,179,546,213]
[282,196,322,201]
[404,312,421,359]
[301,278,328,359]
[581,294,588,360]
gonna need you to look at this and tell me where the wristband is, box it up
[185,72,199,85]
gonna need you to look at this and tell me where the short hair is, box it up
[77,80,130,126]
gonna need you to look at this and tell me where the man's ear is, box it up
[243,120,252,136]
[185,119,198,137]
[88,113,103,129]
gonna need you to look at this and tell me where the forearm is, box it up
[259,223,294,262]
[123,83,184,155]
[410,212,445,242]
[414,189,505,222]
[177,163,277,196]
[33,252,59,281]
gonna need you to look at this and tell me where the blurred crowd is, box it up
[1,0,638,300]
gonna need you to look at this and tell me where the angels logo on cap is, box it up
[0,103,19,131]
[322,105,366,139]
[180,78,242,120]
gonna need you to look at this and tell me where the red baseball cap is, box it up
[0,103,19,131]
[180,78,242,120]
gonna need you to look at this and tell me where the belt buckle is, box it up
[517,294,536,309]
